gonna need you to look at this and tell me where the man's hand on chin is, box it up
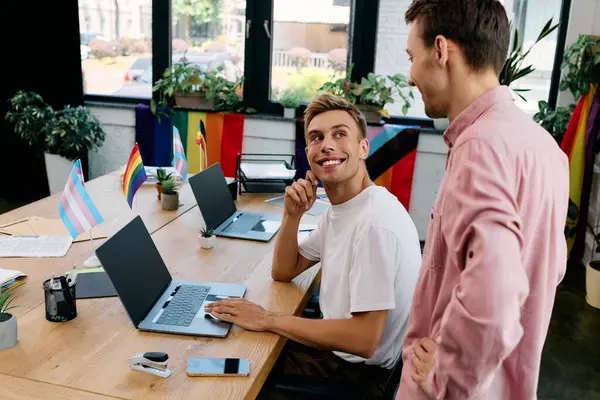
[204,298,274,332]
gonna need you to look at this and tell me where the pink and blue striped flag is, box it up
[172,126,188,180]
[58,159,104,238]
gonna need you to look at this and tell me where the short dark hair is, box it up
[304,93,368,139]
[405,0,510,75]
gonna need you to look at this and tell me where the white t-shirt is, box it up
[299,186,421,369]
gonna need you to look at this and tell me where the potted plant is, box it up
[5,91,106,194]
[160,179,179,211]
[155,168,173,200]
[585,221,600,309]
[279,87,305,119]
[318,65,413,124]
[151,62,255,119]
[0,288,19,352]
[198,226,216,249]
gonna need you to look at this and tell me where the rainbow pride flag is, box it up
[123,143,147,208]
[561,84,599,258]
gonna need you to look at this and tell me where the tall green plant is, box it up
[559,35,600,100]
[5,91,105,161]
[499,18,560,101]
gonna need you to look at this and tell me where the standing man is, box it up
[399,0,569,399]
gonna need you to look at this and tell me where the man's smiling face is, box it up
[305,109,368,185]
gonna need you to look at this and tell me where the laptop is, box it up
[189,163,282,242]
[95,216,246,338]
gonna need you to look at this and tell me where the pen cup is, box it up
[42,279,77,322]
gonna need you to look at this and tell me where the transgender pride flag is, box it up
[58,159,104,238]
[172,126,188,180]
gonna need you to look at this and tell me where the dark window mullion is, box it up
[349,0,379,82]
[152,0,172,103]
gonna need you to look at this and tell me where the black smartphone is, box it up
[186,358,250,377]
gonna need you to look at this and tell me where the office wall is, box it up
[88,106,447,240]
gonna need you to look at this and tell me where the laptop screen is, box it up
[189,163,237,230]
[95,216,172,327]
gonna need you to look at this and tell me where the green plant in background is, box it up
[155,168,174,184]
[5,91,54,149]
[533,35,600,145]
[533,101,576,144]
[160,178,178,195]
[0,288,19,322]
[44,106,106,161]
[199,226,215,238]
[559,35,600,100]
[499,18,560,100]
[279,87,305,109]
[151,62,255,118]
[5,91,106,161]
[318,64,414,116]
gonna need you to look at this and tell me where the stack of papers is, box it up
[0,269,27,290]
[0,216,106,243]
[240,162,296,180]
[0,236,73,258]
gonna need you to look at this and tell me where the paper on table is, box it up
[0,216,106,243]
[240,162,296,180]
[0,236,73,258]
[120,165,184,184]
[0,268,27,287]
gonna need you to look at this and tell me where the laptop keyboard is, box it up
[156,285,210,327]
[223,214,261,234]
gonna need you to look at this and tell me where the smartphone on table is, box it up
[187,358,250,377]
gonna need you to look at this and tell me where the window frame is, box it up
[81,0,571,124]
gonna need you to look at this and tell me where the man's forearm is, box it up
[265,314,379,359]
[272,213,302,281]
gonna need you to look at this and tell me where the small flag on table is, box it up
[196,120,208,171]
[123,143,147,208]
[58,159,104,238]
[172,126,188,180]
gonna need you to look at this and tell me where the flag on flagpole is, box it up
[172,126,188,180]
[58,159,104,238]
[123,143,147,208]
[196,119,208,171]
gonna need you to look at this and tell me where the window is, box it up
[171,0,246,90]
[271,0,352,103]
[79,0,153,99]
[375,0,564,118]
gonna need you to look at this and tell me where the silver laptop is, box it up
[95,216,246,337]
[189,163,282,242]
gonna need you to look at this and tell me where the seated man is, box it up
[205,93,421,398]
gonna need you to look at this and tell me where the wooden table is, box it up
[0,172,321,400]
[0,171,198,318]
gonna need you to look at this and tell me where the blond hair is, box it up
[304,93,368,139]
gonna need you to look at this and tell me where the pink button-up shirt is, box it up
[397,86,570,399]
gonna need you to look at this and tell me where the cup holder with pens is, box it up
[42,276,77,322]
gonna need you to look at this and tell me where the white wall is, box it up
[88,106,447,240]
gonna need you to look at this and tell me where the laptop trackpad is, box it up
[251,220,280,233]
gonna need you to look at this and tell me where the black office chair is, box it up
[271,287,404,400]
[271,353,403,400]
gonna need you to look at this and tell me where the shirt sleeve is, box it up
[349,226,401,313]
[430,139,529,399]
[298,211,328,262]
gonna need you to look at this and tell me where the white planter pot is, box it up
[283,108,296,119]
[586,261,600,309]
[44,153,74,194]
[433,118,450,131]
[0,313,18,352]
[199,235,216,249]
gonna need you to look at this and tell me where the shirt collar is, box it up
[443,85,513,148]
